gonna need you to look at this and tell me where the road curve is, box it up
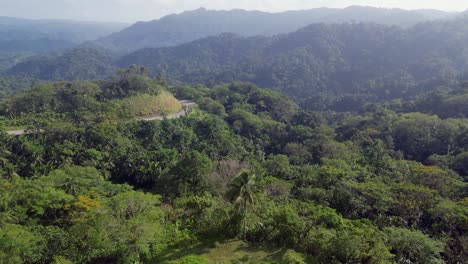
[6,130,28,136]
[139,100,196,121]
[5,100,196,136]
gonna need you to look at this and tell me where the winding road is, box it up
[5,100,196,136]
[139,100,196,121]
[6,130,29,136]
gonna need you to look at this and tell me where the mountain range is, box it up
[0,16,128,53]
[95,6,458,53]
[115,15,468,109]
[2,6,468,110]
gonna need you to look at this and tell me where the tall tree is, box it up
[227,170,257,240]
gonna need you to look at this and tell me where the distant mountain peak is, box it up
[95,6,458,53]
[178,7,209,15]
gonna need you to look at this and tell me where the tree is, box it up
[0,224,45,263]
[384,227,444,264]
[227,170,258,240]
[170,151,213,197]
[452,152,468,178]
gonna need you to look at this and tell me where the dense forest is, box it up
[4,48,115,81]
[0,67,466,263]
[0,5,467,264]
[3,13,468,111]
[117,16,468,111]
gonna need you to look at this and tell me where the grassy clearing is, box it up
[153,239,314,264]
[2,125,27,131]
[122,91,182,117]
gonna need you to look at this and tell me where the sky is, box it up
[0,0,467,23]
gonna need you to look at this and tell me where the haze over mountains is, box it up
[1,5,467,107]
[116,15,468,109]
[0,6,460,55]
[95,6,458,53]
[3,6,468,110]
[0,16,127,53]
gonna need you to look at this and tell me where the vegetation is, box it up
[0,75,39,96]
[117,16,468,111]
[122,91,181,117]
[3,12,466,100]
[0,6,467,264]
[0,66,175,128]
[4,48,115,81]
[0,68,466,262]
[0,52,32,72]
[154,239,311,264]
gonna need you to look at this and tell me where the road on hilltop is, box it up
[139,100,196,121]
[5,100,196,136]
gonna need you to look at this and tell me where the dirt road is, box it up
[5,100,196,136]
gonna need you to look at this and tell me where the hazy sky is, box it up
[1,0,467,23]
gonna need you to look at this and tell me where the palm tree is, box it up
[227,170,257,240]
[0,144,17,180]
[60,176,80,195]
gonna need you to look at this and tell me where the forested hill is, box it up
[0,72,466,263]
[0,17,127,53]
[3,48,115,81]
[96,6,456,53]
[4,12,468,109]
[117,16,468,110]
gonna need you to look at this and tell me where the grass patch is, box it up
[1,125,27,131]
[153,239,314,264]
[122,91,182,117]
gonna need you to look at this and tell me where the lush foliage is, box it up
[0,75,466,263]
[0,66,179,130]
[3,13,466,101]
[117,16,468,111]
[4,48,116,82]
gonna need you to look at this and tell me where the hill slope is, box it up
[4,48,115,81]
[117,16,468,110]
[5,11,467,109]
[0,16,127,53]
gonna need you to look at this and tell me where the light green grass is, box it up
[1,125,27,131]
[122,91,182,117]
[153,239,314,264]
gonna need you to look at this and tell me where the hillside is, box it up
[117,16,468,110]
[2,8,467,107]
[0,52,32,72]
[96,6,456,53]
[0,77,466,263]
[3,48,115,81]
[5,14,468,109]
[0,16,127,53]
